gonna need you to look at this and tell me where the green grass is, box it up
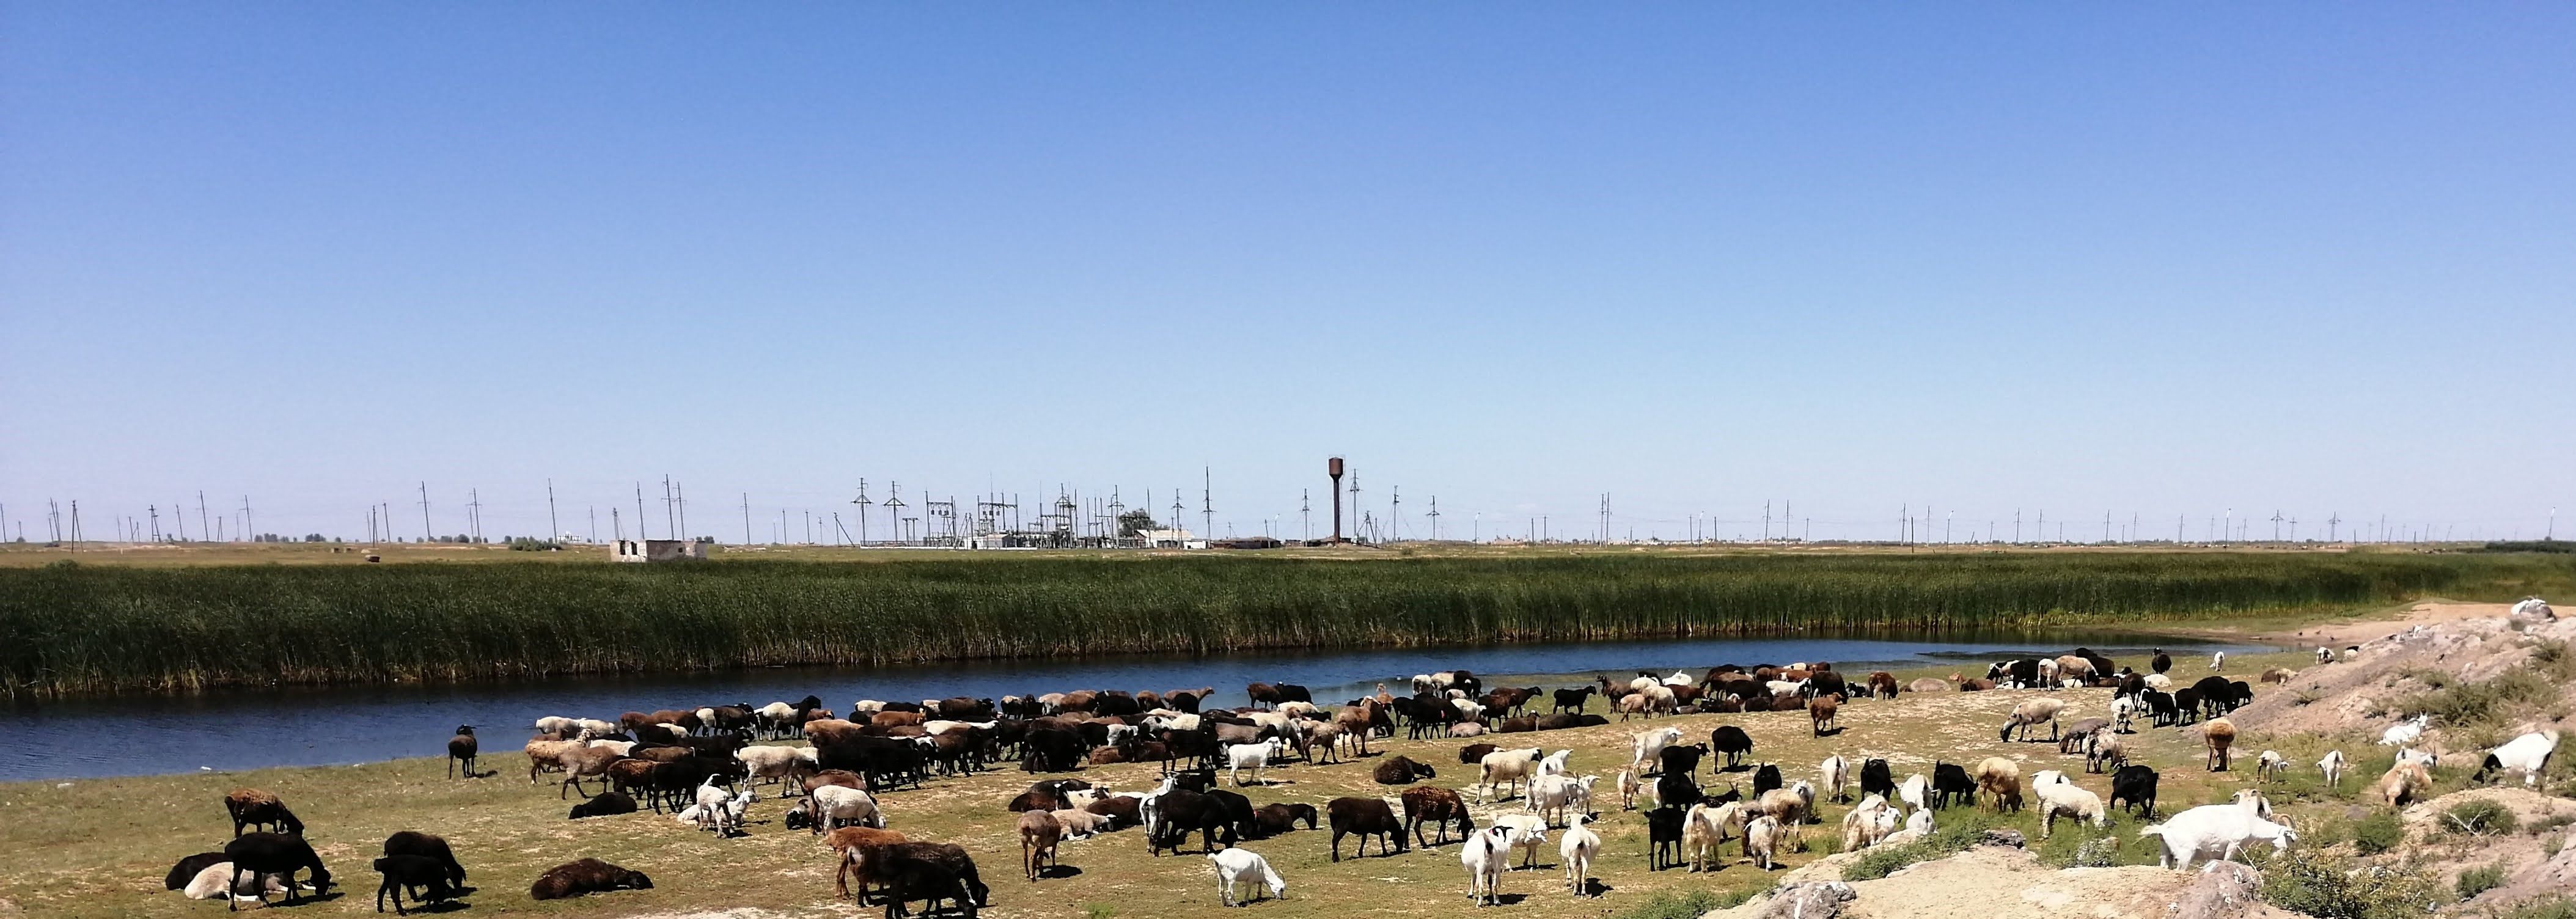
[4,550,2569,697]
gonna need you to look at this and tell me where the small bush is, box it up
[2261,855,2445,919]
[2446,799,2519,837]
[1612,890,1726,919]
[2458,863,2507,900]
[2544,833,2565,859]
[2503,896,2576,919]
[1083,905,1115,919]
[2353,810,2406,854]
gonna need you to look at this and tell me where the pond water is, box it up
[2,632,2269,782]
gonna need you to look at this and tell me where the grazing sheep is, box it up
[2086,731,2127,774]
[824,826,909,900]
[1840,795,1898,851]
[875,842,991,919]
[1710,725,1755,768]
[220,832,332,911]
[2108,764,2159,819]
[2035,782,2107,839]
[804,784,886,833]
[1018,810,1063,881]
[2203,718,2237,771]
[1207,848,1286,907]
[2000,698,2065,742]
[1327,797,1406,861]
[2316,750,2347,787]
[1489,813,1552,869]
[372,855,458,915]
[2473,731,2561,788]
[2379,760,2432,807]
[1809,695,1840,736]
[1559,815,1601,895]
[224,788,303,837]
[1744,815,1783,870]
[446,726,478,779]
[1478,748,1544,803]
[380,830,464,892]
[1975,757,2022,812]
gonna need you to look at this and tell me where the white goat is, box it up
[1820,755,1849,803]
[2476,731,2561,787]
[1227,739,1284,786]
[2139,804,2296,870]
[2379,714,2429,746]
[2317,749,2347,786]
[1558,815,1600,896]
[1462,825,1528,906]
[1630,727,1682,774]
[1206,848,1286,906]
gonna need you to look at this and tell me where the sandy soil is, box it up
[1708,844,2303,919]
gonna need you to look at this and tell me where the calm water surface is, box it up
[4,632,2268,781]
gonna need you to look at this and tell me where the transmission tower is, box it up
[1427,497,1440,541]
[853,480,872,546]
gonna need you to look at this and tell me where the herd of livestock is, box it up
[162,642,2562,915]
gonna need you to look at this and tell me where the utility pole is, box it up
[636,483,648,541]
[2270,510,2284,542]
[743,492,754,544]
[547,479,560,542]
[854,480,872,546]
[467,488,483,542]
[1763,500,1771,541]
[1428,497,1440,541]
[612,507,623,541]
[675,481,688,539]
[2014,509,2021,543]
[1301,488,1311,542]
[197,491,210,544]
[1202,467,1213,542]
[662,475,675,539]
[1390,485,1401,541]
[418,483,432,540]
[241,495,254,541]
[589,505,598,543]
[2104,510,2112,544]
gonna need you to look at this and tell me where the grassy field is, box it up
[4,547,2568,697]
[5,650,2368,919]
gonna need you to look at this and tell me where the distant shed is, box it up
[611,538,707,563]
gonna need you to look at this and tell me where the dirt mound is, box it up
[2391,788,2576,909]
[2223,610,2576,742]
[1707,846,2303,919]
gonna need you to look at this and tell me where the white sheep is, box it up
[735,745,807,788]
[533,716,578,738]
[1662,670,1695,687]
[1879,807,1936,846]
[1478,748,1544,803]
[1206,848,1286,906]
[2211,651,2225,671]
[2315,646,2333,665]
[2035,782,2106,839]
[2143,673,2174,692]
[1838,794,1896,851]
[2510,597,2555,620]
[182,863,288,903]
[1558,815,1600,895]
[1536,749,1573,778]
[1227,739,1284,786]
[2110,696,2139,734]
[2317,749,2347,786]
[1524,773,1593,827]
[2475,731,2561,787]
[2379,714,2429,746]
[807,784,885,831]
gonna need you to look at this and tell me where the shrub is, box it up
[2353,810,2406,854]
[2445,799,2519,837]
[1612,890,1726,919]
[2503,896,2576,919]
[2260,855,2445,919]
[2457,862,2506,900]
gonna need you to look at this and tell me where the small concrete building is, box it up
[611,538,707,563]
[1136,528,1206,549]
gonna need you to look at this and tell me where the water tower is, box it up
[1327,456,1345,543]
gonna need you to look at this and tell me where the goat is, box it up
[1744,815,1783,870]
[2317,749,2347,788]
[2138,805,2295,870]
[2473,731,2561,787]
[372,855,458,915]
[1809,695,1840,736]
[1462,824,1537,906]
[2108,764,2159,819]
[1558,814,1601,895]
[1206,848,1286,906]
[1821,755,1849,802]
[1018,810,1062,881]
[2035,782,2106,839]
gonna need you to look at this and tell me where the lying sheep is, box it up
[529,858,652,900]
[180,863,288,903]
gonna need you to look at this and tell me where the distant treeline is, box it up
[3,551,2569,697]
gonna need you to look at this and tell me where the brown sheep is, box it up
[1808,696,1840,737]
[824,827,908,900]
[1975,757,2022,812]
[1373,755,1437,785]
[1327,796,1405,861]
[1401,785,1476,846]
[2203,718,2236,772]
[1017,809,1062,881]
[1907,678,1950,694]
[224,788,303,837]
[556,747,625,799]
[804,769,865,797]
[1083,794,1140,828]
[529,858,652,900]
[524,738,582,783]
[2379,760,2432,807]
[446,726,477,779]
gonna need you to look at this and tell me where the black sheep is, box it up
[447,725,478,778]
[165,852,228,890]
[568,791,638,819]
[1711,725,1755,768]
[1145,789,1238,855]
[1204,788,1258,841]
[2151,648,2172,673]
[381,831,465,889]
[1657,743,1709,780]
[372,855,458,915]
[875,842,989,919]
[1252,802,1318,836]
[1552,686,1598,712]
[221,832,332,911]
[529,858,651,900]
[1654,771,1701,810]
[1326,796,1405,861]
[2109,764,2159,818]
[1373,755,1437,785]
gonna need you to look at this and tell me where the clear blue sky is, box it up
[4,5,2571,544]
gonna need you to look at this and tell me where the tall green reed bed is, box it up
[2,551,2568,696]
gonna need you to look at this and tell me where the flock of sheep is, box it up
[160,640,2563,915]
